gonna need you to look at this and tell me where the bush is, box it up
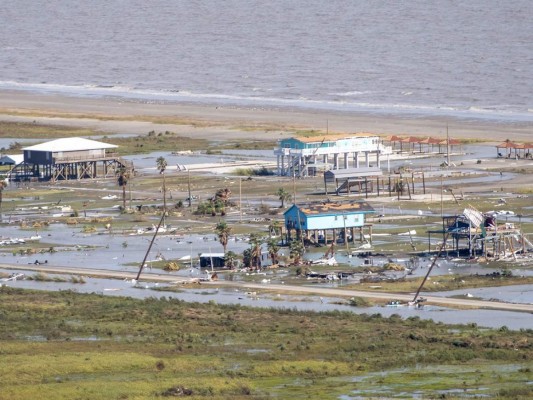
[349,297,371,307]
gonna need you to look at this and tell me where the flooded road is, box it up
[2,265,532,331]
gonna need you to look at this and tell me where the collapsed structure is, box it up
[427,206,532,258]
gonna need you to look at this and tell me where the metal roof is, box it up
[324,167,383,180]
[289,201,375,216]
[295,133,378,143]
[199,253,225,258]
[23,137,117,152]
[0,154,24,164]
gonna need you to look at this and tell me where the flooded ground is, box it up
[338,364,531,399]
[2,271,531,330]
[1,141,532,332]
[432,284,532,304]
[123,149,277,173]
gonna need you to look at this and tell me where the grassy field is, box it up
[0,287,532,399]
[346,273,533,294]
[0,120,277,155]
[0,121,102,142]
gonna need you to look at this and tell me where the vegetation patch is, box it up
[0,121,101,141]
[0,288,531,399]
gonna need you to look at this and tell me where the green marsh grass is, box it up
[0,288,531,399]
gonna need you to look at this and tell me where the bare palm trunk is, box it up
[162,173,167,213]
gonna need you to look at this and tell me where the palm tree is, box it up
[289,239,305,265]
[266,237,279,265]
[215,220,232,254]
[156,156,168,213]
[249,233,263,270]
[0,179,7,221]
[117,167,130,210]
[276,187,292,208]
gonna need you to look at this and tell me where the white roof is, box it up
[0,154,24,164]
[23,137,117,152]
[199,253,225,258]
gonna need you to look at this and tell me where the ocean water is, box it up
[0,0,532,121]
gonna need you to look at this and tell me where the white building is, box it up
[274,134,391,177]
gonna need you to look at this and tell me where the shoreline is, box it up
[0,90,531,142]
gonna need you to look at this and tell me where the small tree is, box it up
[215,220,232,254]
[242,248,253,269]
[214,199,226,216]
[289,239,305,265]
[276,187,292,208]
[224,251,238,269]
[266,237,279,265]
[195,201,213,216]
[156,156,168,213]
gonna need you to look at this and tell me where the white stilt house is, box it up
[274,134,392,177]
[10,137,132,182]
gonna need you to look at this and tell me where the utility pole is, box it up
[440,174,444,217]
[292,169,296,204]
[343,214,349,252]
[129,181,132,210]
[135,212,165,281]
[239,177,242,222]
[187,169,192,208]
[446,124,451,167]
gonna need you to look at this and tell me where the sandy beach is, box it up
[0,90,531,143]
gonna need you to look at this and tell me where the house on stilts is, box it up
[9,137,132,182]
[283,201,375,246]
[427,206,532,258]
[274,134,392,178]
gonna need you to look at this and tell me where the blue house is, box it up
[283,201,375,245]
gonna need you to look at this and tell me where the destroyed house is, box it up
[427,207,532,258]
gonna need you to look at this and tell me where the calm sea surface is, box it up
[0,0,532,121]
